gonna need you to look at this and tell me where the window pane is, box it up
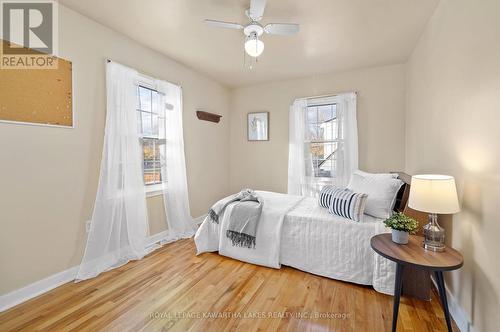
[310,142,324,160]
[317,125,325,141]
[307,124,318,141]
[307,106,317,124]
[307,103,340,142]
[306,103,341,178]
[139,87,152,112]
[153,169,161,184]
[310,142,339,178]
[144,160,156,169]
[142,138,163,185]
[143,139,155,184]
[138,88,166,186]
[318,119,338,141]
[141,112,153,137]
[143,139,155,161]
[318,105,334,122]
[144,170,156,185]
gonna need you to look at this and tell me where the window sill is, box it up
[146,183,164,198]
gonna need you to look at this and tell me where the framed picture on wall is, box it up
[247,112,269,141]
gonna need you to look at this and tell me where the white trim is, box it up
[137,74,156,90]
[0,230,173,312]
[145,183,164,197]
[146,230,170,248]
[106,58,182,89]
[431,278,473,332]
[307,95,340,107]
[0,119,75,129]
[0,266,79,312]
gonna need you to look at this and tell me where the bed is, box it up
[194,173,411,295]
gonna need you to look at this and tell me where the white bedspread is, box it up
[194,192,396,295]
[197,191,304,268]
[280,196,395,294]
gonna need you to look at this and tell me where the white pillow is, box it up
[348,170,398,185]
[347,171,403,219]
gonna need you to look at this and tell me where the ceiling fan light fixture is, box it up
[244,35,264,57]
[205,0,298,62]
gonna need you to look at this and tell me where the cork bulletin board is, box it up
[0,40,73,127]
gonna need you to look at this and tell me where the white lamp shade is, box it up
[245,37,264,57]
[408,175,460,214]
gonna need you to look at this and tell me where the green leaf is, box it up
[383,212,419,233]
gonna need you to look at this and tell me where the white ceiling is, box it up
[59,0,439,87]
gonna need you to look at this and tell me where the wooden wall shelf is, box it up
[196,111,222,123]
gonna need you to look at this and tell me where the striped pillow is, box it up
[319,186,343,208]
[320,186,368,222]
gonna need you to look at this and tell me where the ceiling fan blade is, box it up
[249,0,267,21]
[204,19,243,30]
[264,23,300,35]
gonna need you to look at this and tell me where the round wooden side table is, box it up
[371,234,463,332]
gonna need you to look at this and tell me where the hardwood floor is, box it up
[0,239,458,332]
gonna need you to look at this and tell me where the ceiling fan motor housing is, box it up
[205,0,299,61]
[244,23,264,37]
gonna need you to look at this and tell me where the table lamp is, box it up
[408,175,460,252]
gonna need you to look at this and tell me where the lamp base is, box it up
[423,242,445,252]
[423,213,446,252]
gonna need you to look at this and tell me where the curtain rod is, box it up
[297,91,358,100]
[105,58,182,88]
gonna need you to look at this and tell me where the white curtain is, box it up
[76,62,149,281]
[287,98,314,196]
[337,92,358,184]
[287,92,358,197]
[156,80,196,239]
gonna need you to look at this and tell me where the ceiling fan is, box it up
[204,0,299,58]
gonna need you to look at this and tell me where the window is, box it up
[136,85,165,192]
[306,102,340,179]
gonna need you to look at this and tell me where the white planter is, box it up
[391,229,409,244]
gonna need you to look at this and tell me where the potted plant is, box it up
[384,212,419,244]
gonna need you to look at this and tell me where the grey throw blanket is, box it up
[208,189,263,248]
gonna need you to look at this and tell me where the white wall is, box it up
[405,0,500,331]
[4,4,500,330]
[0,5,231,295]
[229,64,407,193]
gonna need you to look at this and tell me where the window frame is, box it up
[305,96,343,183]
[136,82,166,197]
